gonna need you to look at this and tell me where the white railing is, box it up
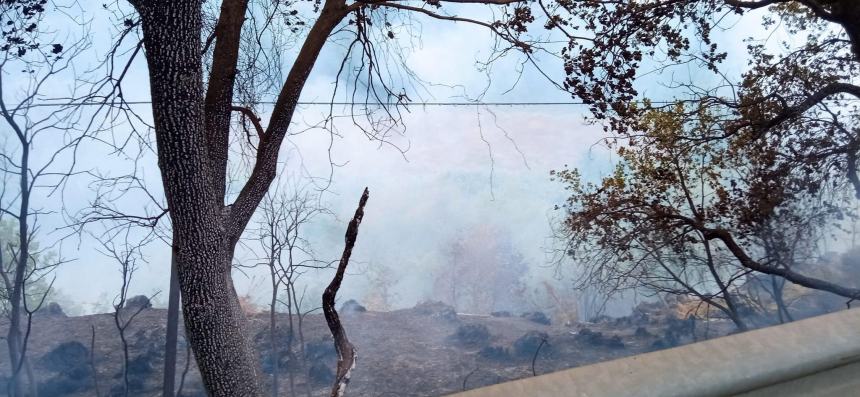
[451,308,860,397]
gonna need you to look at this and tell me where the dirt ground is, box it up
[0,300,745,397]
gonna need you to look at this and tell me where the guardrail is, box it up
[451,308,860,397]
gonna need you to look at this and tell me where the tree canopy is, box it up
[553,0,860,308]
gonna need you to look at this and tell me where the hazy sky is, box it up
[5,1,792,315]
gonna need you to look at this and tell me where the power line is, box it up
[12,99,675,109]
[16,97,859,109]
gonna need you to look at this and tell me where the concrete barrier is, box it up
[451,308,860,397]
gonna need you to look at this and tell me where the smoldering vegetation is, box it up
[0,261,852,397]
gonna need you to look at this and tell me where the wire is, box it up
[14,99,673,109]
[16,97,859,110]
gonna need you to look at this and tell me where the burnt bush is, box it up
[604,335,625,349]
[305,338,337,363]
[414,301,458,322]
[575,328,625,349]
[261,351,292,374]
[111,351,158,395]
[613,316,632,327]
[651,335,678,350]
[38,341,93,396]
[663,316,695,345]
[634,326,652,338]
[574,328,601,345]
[38,374,93,396]
[512,331,549,358]
[340,299,367,314]
[37,302,67,317]
[124,295,152,310]
[130,328,165,358]
[126,353,156,377]
[631,310,650,326]
[666,316,695,334]
[255,327,295,374]
[450,323,491,347]
[651,321,690,349]
[308,362,335,384]
[478,345,511,361]
[109,377,146,397]
[39,341,90,375]
[520,311,551,325]
[588,314,612,323]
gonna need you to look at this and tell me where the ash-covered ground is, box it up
[0,294,843,397]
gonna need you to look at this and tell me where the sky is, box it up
[2,0,812,317]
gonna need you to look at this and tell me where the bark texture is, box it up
[127,0,350,395]
[323,188,369,397]
[131,1,260,395]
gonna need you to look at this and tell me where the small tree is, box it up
[362,262,398,312]
[0,2,89,394]
[554,103,859,330]
[94,229,156,397]
[255,181,331,396]
[433,224,528,313]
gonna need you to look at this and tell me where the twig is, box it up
[531,339,548,376]
[323,188,369,397]
[90,324,102,397]
[176,341,192,397]
[462,367,479,391]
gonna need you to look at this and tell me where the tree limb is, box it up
[654,209,860,300]
[225,0,350,241]
[205,0,251,200]
[323,187,368,397]
[230,106,266,138]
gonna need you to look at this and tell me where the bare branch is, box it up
[323,187,369,397]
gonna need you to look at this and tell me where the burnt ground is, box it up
[0,301,749,397]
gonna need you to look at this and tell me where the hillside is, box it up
[0,299,754,397]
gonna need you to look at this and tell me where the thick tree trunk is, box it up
[130,1,262,395]
[129,0,348,394]
[177,251,262,396]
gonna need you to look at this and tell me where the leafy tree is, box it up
[554,104,859,328]
[549,1,860,302]
[0,2,86,395]
[0,220,55,315]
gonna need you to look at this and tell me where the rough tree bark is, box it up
[126,0,350,395]
[323,188,368,397]
[125,0,530,393]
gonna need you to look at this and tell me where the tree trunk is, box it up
[5,328,23,397]
[5,117,31,397]
[130,1,262,395]
[770,276,794,323]
[268,262,280,397]
[128,0,349,394]
[178,249,262,395]
[702,238,748,332]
